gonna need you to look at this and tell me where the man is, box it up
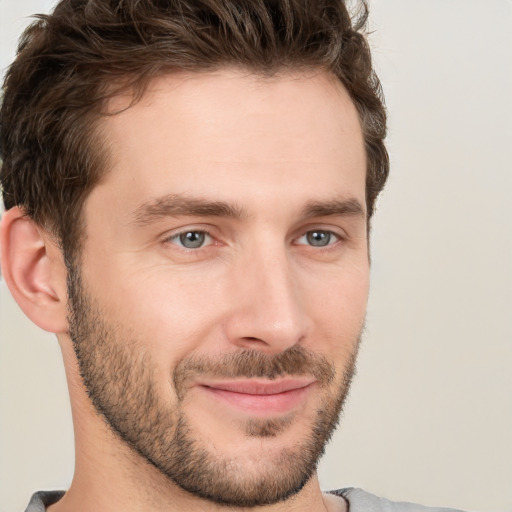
[0,1,464,511]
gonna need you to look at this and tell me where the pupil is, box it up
[180,232,205,248]
[307,231,330,247]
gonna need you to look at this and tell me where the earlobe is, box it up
[0,207,68,333]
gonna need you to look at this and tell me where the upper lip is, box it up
[197,378,316,395]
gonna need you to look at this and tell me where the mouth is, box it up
[195,377,316,416]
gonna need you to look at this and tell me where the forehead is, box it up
[91,68,366,216]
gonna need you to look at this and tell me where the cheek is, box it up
[305,263,369,350]
[85,264,230,365]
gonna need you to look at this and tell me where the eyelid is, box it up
[170,231,212,249]
[159,223,347,250]
[294,223,347,242]
[161,225,217,249]
[294,229,342,247]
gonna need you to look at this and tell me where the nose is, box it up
[223,243,310,354]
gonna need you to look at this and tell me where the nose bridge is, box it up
[225,237,308,352]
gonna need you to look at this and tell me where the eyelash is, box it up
[167,230,214,250]
[295,230,342,248]
[164,228,344,251]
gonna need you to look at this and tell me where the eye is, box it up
[296,230,340,247]
[168,230,212,249]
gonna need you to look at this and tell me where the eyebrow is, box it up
[130,194,246,226]
[130,194,366,226]
[303,198,366,219]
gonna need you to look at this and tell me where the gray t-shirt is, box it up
[334,488,466,512]
[25,489,466,511]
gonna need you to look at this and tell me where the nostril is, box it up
[238,337,273,350]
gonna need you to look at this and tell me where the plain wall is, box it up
[1,1,511,511]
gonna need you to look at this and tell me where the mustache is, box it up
[172,345,336,399]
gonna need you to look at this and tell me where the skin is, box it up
[0,68,369,512]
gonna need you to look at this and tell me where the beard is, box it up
[67,265,360,507]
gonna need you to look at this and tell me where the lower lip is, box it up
[199,384,313,416]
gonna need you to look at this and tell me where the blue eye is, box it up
[170,231,211,249]
[297,230,339,247]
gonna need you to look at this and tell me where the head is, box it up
[0,0,388,508]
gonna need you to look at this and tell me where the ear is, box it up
[0,207,68,333]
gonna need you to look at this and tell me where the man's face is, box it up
[67,69,369,506]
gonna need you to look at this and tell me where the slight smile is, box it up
[196,378,317,416]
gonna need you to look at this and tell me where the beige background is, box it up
[1,1,511,511]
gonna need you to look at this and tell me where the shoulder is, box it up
[25,491,65,512]
[331,488,468,512]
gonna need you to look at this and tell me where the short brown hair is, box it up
[0,0,388,260]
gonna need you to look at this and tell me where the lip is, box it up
[195,377,316,416]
